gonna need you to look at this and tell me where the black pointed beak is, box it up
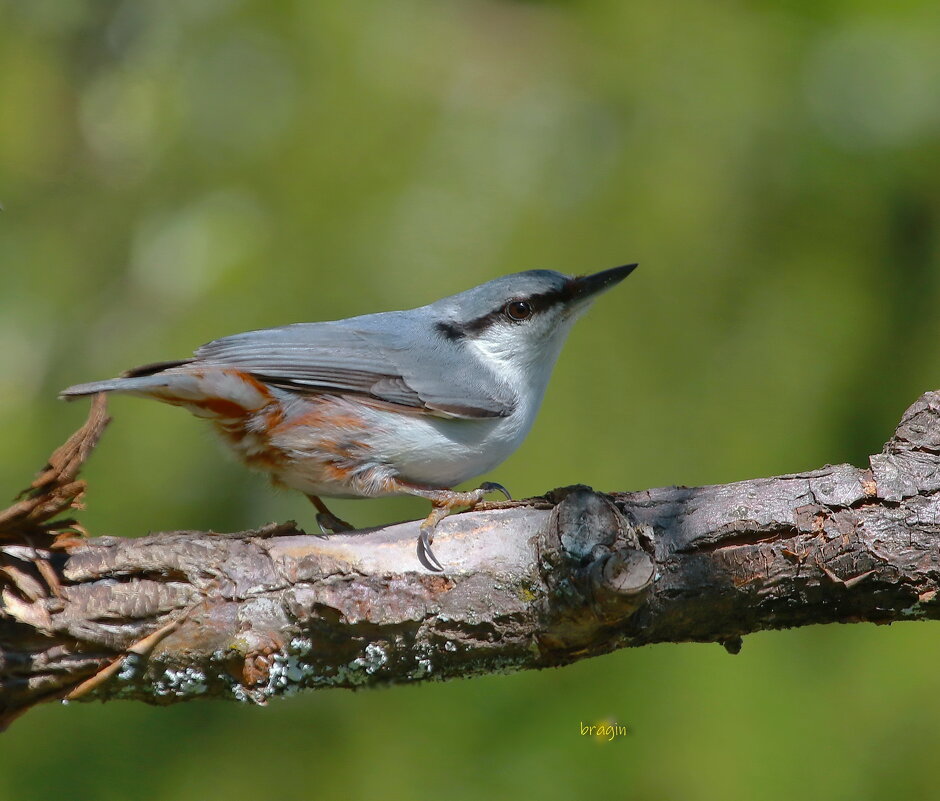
[569,264,637,301]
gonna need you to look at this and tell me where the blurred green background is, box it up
[2,0,940,798]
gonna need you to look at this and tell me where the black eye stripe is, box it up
[443,285,572,338]
[503,289,569,318]
[524,288,570,314]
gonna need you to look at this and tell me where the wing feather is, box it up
[192,314,514,419]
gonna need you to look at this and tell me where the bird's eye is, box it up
[504,300,532,322]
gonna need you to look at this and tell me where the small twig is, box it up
[65,609,196,701]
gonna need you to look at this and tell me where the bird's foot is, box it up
[415,482,512,572]
[476,481,512,502]
[315,511,354,535]
[306,494,354,534]
[417,522,445,573]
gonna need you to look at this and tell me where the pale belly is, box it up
[217,392,534,499]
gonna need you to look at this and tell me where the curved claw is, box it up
[315,512,354,535]
[417,526,444,572]
[479,481,512,501]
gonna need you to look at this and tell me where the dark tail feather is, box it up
[121,358,193,378]
[60,359,194,400]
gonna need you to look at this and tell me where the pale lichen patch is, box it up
[351,642,389,675]
[223,635,316,702]
[153,667,208,697]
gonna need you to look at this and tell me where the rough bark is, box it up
[3,391,940,730]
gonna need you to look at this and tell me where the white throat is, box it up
[465,322,572,420]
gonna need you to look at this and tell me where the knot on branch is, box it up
[536,486,655,650]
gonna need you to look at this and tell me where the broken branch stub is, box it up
[536,486,655,651]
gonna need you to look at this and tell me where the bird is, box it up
[61,264,636,570]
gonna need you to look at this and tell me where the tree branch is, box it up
[3,391,940,729]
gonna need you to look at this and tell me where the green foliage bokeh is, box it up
[1,1,940,799]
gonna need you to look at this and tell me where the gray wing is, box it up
[193,312,515,419]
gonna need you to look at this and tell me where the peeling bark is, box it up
[3,391,940,730]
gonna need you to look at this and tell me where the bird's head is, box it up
[430,264,636,389]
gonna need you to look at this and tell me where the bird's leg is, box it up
[306,494,354,534]
[388,480,512,572]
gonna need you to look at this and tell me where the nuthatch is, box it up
[62,265,635,570]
